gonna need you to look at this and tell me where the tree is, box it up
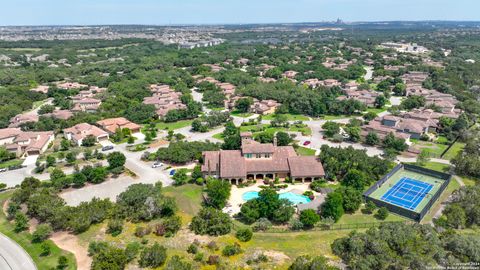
[172,168,189,186]
[416,149,430,166]
[139,243,167,268]
[107,219,124,236]
[65,151,77,165]
[38,104,55,115]
[46,155,56,167]
[321,192,344,222]
[342,169,368,190]
[91,245,127,270]
[339,187,363,213]
[14,212,29,232]
[222,243,243,257]
[345,126,361,142]
[393,83,406,96]
[299,209,320,228]
[81,135,97,147]
[236,227,253,242]
[443,203,467,229]
[364,200,377,214]
[375,207,389,220]
[57,256,68,270]
[107,152,126,170]
[32,224,52,243]
[235,97,253,113]
[239,188,295,224]
[73,172,87,187]
[205,178,231,209]
[374,95,387,108]
[125,103,156,123]
[365,132,379,146]
[322,121,340,137]
[276,131,293,146]
[190,207,232,236]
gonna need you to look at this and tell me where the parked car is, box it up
[152,162,164,168]
[102,145,114,152]
[169,169,176,176]
[303,141,311,146]
[0,168,7,173]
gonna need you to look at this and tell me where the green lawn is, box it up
[0,191,76,270]
[415,161,451,173]
[364,107,387,115]
[412,141,449,158]
[239,124,312,136]
[162,184,204,220]
[295,147,316,156]
[231,110,253,118]
[263,114,310,121]
[0,159,23,169]
[153,119,194,131]
[213,133,224,141]
[442,142,465,160]
[337,207,407,226]
[321,114,360,120]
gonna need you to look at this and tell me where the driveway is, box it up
[0,232,36,270]
[61,141,173,206]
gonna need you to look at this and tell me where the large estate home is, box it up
[72,97,102,113]
[406,85,459,113]
[9,113,39,128]
[0,128,54,157]
[96,117,141,134]
[201,133,325,185]
[64,123,109,146]
[143,84,187,118]
[362,108,461,141]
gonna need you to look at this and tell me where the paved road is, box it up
[0,232,36,270]
[364,66,374,81]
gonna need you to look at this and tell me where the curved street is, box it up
[0,232,36,270]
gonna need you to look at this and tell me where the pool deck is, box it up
[224,182,317,215]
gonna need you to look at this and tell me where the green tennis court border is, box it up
[364,164,452,221]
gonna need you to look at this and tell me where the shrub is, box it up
[222,243,243,257]
[252,218,272,232]
[14,212,28,232]
[139,243,167,268]
[207,255,220,265]
[32,224,53,243]
[375,207,389,220]
[125,242,141,262]
[189,207,232,236]
[40,242,51,256]
[235,228,253,242]
[187,243,198,254]
[299,209,320,228]
[363,200,377,214]
[289,218,304,231]
[135,226,151,237]
[107,219,124,236]
[165,255,193,270]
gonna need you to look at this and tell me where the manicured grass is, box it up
[415,161,451,173]
[459,176,477,186]
[442,142,465,160]
[421,176,461,224]
[412,141,449,158]
[0,159,23,169]
[321,114,359,120]
[154,119,194,131]
[213,133,224,141]
[231,110,253,118]
[365,107,387,115]
[262,114,310,121]
[337,207,407,226]
[0,191,76,270]
[295,147,316,156]
[162,184,204,220]
[239,124,312,136]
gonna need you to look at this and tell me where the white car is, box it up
[152,162,164,168]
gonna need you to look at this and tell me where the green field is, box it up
[412,140,449,158]
[153,119,194,131]
[295,147,316,156]
[442,142,465,160]
[367,168,446,214]
[262,114,310,121]
[0,191,76,270]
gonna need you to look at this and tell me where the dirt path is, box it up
[50,232,91,270]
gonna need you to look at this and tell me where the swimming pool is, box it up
[242,191,311,205]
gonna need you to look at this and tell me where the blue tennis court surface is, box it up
[380,177,433,210]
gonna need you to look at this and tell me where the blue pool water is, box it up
[242,191,311,205]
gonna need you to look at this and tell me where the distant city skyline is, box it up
[0,0,479,26]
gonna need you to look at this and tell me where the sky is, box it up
[0,0,478,26]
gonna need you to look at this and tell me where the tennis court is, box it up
[380,177,433,210]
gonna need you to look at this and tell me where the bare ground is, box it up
[50,232,91,270]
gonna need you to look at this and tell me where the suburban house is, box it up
[0,128,54,157]
[143,84,187,118]
[201,133,325,185]
[337,89,379,107]
[56,82,88,90]
[283,70,298,79]
[9,113,39,128]
[406,86,460,113]
[252,100,280,115]
[361,108,461,141]
[96,117,141,134]
[30,85,50,94]
[64,123,109,146]
[402,72,429,86]
[72,97,102,113]
[46,110,74,120]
